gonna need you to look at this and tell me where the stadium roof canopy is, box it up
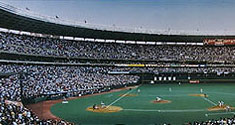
[1,2,235,42]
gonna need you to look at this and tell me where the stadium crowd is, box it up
[0,101,73,124]
[1,32,235,63]
[189,116,235,125]
[0,64,139,101]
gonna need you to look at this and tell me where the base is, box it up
[208,105,234,111]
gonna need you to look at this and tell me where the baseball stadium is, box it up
[1,0,235,125]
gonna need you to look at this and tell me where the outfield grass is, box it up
[51,83,235,125]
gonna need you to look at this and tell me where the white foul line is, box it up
[202,97,217,106]
[106,86,139,107]
[122,108,205,112]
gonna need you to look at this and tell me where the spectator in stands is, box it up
[2,32,235,63]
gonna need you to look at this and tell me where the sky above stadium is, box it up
[1,0,235,33]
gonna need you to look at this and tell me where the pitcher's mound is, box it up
[151,100,171,104]
[86,105,122,113]
[208,105,234,111]
[119,94,137,97]
[189,94,208,97]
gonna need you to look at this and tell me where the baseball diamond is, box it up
[50,83,235,124]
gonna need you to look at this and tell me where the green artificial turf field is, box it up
[51,83,235,124]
